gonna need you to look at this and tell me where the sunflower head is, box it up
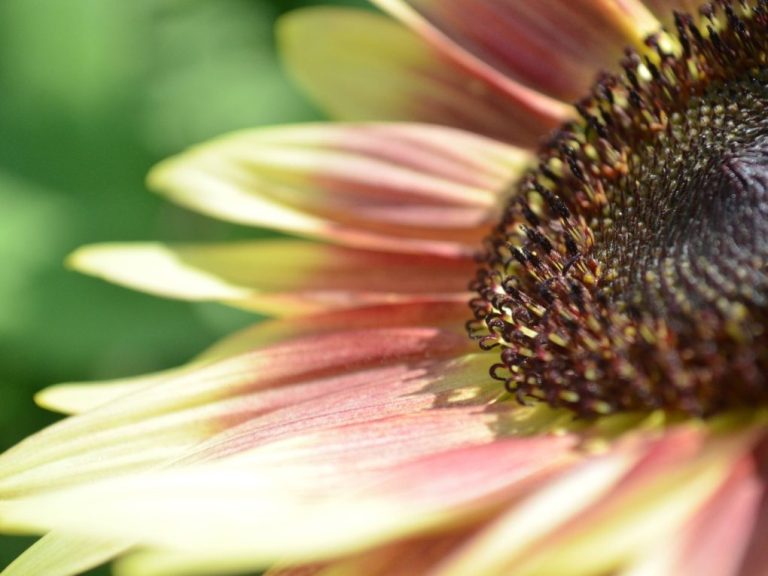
[470,1,768,417]
[5,2,768,576]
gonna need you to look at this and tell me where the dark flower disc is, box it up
[470,1,768,416]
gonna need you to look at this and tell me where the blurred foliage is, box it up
[0,0,366,571]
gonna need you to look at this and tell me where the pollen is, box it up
[469,0,768,416]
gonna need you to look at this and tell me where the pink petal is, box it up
[168,352,500,466]
[672,454,764,576]
[365,434,578,511]
[279,9,569,146]
[200,300,473,362]
[373,0,660,102]
[735,436,768,576]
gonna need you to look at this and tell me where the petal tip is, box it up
[66,244,117,277]
[145,156,183,198]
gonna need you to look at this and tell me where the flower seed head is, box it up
[470,0,768,416]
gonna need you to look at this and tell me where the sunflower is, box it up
[2,1,768,575]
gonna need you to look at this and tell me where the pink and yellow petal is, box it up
[0,319,587,574]
[69,240,476,315]
[667,454,763,576]
[515,439,742,576]
[0,435,578,576]
[120,508,481,576]
[372,0,660,102]
[278,9,569,146]
[148,122,530,256]
[170,354,495,467]
[198,299,473,359]
[436,425,761,576]
[433,447,642,576]
[2,311,488,497]
[0,326,472,497]
[269,425,764,576]
[36,300,473,416]
[704,436,768,576]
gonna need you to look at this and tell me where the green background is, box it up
[0,0,366,571]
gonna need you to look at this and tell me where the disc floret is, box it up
[470,1,768,416]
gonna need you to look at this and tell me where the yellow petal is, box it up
[35,370,177,415]
[0,531,131,576]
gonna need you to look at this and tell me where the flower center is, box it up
[469,1,768,416]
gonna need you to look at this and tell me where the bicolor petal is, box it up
[0,305,589,575]
[4,3,766,576]
[148,123,530,256]
[69,240,475,315]
[37,301,474,416]
[435,425,761,576]
[0,435,579,576]
[728,436,768,576]
[432,446,643,576]
[668,454,763,576]
[278,9,570,146]
[372,0,660,102]
[0,325,472,497]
